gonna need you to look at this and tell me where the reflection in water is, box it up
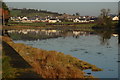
[8,29,117,46]
[8,29,93,40]
[13,29,118,78]
[93,29,115,45]
[8,29,62,40]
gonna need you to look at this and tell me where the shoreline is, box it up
[2,36,102,79]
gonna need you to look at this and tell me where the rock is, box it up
[84,51,88,53]
[97,52,102,54]
[87,73,91,75]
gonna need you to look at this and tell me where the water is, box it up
[9,29,118,78]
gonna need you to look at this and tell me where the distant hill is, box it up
[10,8,62,17]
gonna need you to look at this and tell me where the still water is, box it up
[8,29,118,78]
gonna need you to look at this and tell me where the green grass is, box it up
[10,9,59,17]
[8,21,46,27]
[8,21,96,28]
[26,13,56,17]
[2,51,16,78]
[112,21,118,24]
[2,38,42,78]
[10,10,21,17]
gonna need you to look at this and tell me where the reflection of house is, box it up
[112,16,119,21]
[73,31,80,35]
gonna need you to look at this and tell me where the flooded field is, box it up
[8,29,118,78]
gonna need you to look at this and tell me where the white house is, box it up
[10,17,15,21]
[10,17,21,21]
[112,16,119,21]
[22,17,28,20]
[112,34,118,37]
[40,18,48,22]
[48,19,61,23]
[18,17,22,20]
[73,18,88,23]
[73,18,81,22]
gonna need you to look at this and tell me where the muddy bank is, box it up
[2,36,102,79]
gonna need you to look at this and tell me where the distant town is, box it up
[1,1,120,79]
[10,8,119,23]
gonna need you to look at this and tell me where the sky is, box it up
[3,0,120,2]
[3,0,119,16]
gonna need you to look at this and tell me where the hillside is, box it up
[10,8,62,17]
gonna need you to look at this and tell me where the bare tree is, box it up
[96,9,112,28]
[100,9,110,18]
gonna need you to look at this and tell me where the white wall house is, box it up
[48,19,61,23]
[10,17,21,21]
[18,17,22,20]
[10,17,15,21]
[73,18,81,22]
[112,16,119,21]
[22,17,28,20]
[21,17,33,23]
[73,18,88,23]
[40,18,48,22]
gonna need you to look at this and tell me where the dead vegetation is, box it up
[2,36,102,79]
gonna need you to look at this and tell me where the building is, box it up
[112,16,119,21]
[73,18,88,23]
[48,19,61,23]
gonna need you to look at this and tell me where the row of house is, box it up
[10,16,97,23]
[10,14,119,23]
[10,16,62,23]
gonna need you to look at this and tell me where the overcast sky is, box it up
[3,0,119,16]
[3,0,120,2]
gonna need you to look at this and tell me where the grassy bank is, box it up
[2,36,102,79]
[8,21,46,27]
[5,21,96,29]
[3,20,117,31]
[2,50,16,78]
[2,37,42,79]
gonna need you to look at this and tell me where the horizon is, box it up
[5,2,118,17]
